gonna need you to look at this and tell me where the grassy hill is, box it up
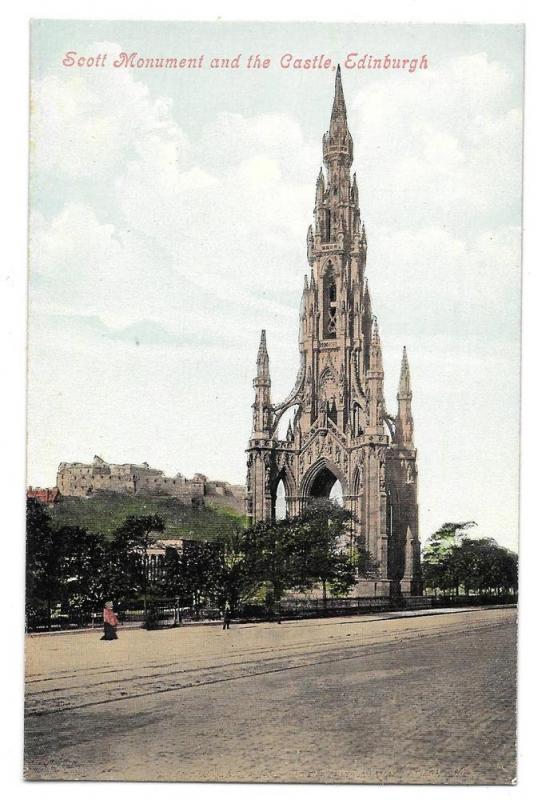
[49,492,246,541]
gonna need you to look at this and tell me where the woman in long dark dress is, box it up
[101,601,119,640]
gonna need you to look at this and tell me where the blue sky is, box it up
[28,21,523,549]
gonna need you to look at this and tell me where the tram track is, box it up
[26,617,514,718]
[26,610,508,684]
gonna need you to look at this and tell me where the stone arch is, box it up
[384,415,395,442]
[301,457,347,500]
[270,463,296,521]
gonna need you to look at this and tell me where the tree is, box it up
[54,526,108,610]
[289,499,357,603]
[161,545,184,598]
[26,499,109,625]
[241,519,297,604]
[215,528,262,609]
[26,498,59,626]
[110,515,165,608]
[180,539,224,609]
[422,521,477,595]
[422,521,518,597]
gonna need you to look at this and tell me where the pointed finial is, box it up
[256,329,270,378]
[371,315,380,343]
[363,277,371,307]
[323,65,353,164]
[369,315,383,373]
[286,420,294,441]
[331,65,347,120]
[304,273,309,291]
[361,221,367,245]
[398,346,411,398]
[351,171,358,191]
[315,167,325,202]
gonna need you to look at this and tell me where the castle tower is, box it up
[245,67,422,596]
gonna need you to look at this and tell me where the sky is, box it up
[27,21,523,550]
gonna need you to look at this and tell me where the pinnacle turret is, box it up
[256,329,270,379]
[286,419,294,442]
[251,330,272,439]
[316,167,325,190]
[323,65,353,166]
[331,65,347,123]
[351,172,359,204]
[398,346,412,399]
[369,316,383,372]
[396,346,414,448]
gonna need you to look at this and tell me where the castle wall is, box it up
[56,457,245,513]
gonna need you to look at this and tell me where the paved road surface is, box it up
[25,607,516,784]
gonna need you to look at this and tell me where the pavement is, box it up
[24,606,517,784]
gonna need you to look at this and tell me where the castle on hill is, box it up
[56,455,245,513]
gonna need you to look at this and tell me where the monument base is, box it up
[351,578,424,599]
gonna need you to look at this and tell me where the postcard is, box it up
[25,20,522,784]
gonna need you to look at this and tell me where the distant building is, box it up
[27,486,61,506]
[56,455,245,514]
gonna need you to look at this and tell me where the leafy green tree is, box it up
[110,515,165,608]
[55,525,108,610]
[180,539,224,609]
[26,500,109,625]
[422,521,477,595]
[215,528,262,609]
[161,545,184,598]
[289,499,357,603]
[422,521,518,597]
[241,519,297,604]
[26,498,59,625]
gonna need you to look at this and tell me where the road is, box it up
[24,607,516,784]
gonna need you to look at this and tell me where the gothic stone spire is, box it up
[396,346,414,448]
[398,346,412,400]
[331,64,347,123]
[323,65,353,167]
[369,315,383,374]
[256,329,270,379]
[251,329,272,438]
[245,69,421,596]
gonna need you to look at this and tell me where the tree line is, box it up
[26,497,377,623]
[26,498,518,626]
[422,521,518,596]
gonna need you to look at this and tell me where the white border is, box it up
[2,2,540,799]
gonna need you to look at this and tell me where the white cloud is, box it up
[350,52,522,233]
[31,42,191,180]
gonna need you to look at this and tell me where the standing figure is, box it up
[222,601,231,631]
[101,600,119,640]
